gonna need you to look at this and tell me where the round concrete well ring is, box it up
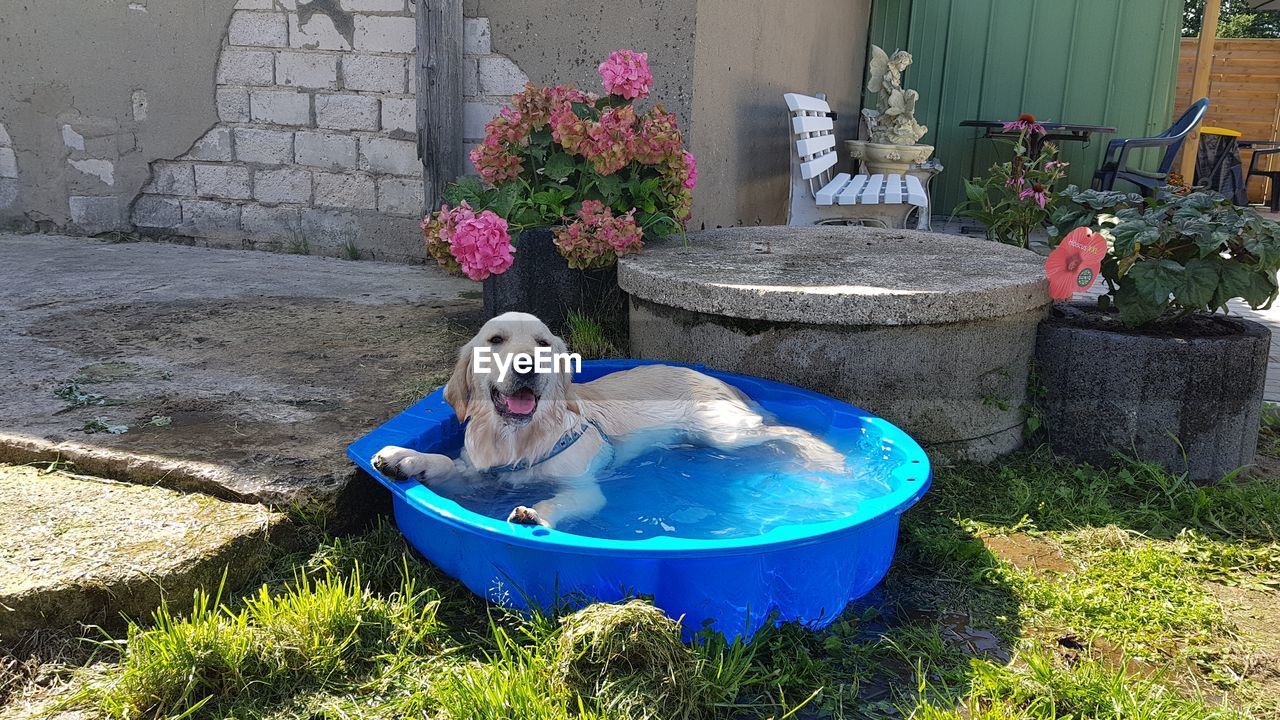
[618,226,1052,461]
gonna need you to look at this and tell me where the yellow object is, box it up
[1200,126,1242,137]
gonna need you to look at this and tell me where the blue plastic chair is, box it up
[1091,98,1209,197]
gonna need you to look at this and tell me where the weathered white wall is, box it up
[0,0,529,261]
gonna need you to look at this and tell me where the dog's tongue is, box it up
[504,389,537,415]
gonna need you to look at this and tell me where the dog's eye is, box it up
[488,335,504,345]
[536,338,551,347]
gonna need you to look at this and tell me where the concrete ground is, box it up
[0,464,288,641]
[0,234,479,510]
[0,233,486,638]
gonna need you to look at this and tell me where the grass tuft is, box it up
[913,647,1248,719]
[552,600,711,719]
[564,310,621,359]
[430,623,608,720]
[93,564,441,719]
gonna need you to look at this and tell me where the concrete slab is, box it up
[618,226,1050,326]
[0,235,480,510]
[0,464,287,640]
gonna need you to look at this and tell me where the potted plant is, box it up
[845,45,933,174]
[1036,186,1280,480]
[422,49,696,330]
[953,119,1070,248]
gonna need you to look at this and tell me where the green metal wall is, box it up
[867,0,1185,215]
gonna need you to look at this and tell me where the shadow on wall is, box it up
[690,0,871,228]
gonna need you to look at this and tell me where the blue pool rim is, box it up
[347,359,932,637]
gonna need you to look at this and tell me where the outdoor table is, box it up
[960,119,1116,158]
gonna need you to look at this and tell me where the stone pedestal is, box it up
[618,226,1051,461]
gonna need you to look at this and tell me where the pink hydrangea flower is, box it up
[583,105,638,175]
[442,205,515,281]
[423,202,472,274]
[630,106,683,165]
[553,201,644,269]
[681,151,697,190]
[598,49,653,100]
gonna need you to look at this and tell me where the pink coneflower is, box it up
[1020,182,1049,208]
[1004,113,1047,135]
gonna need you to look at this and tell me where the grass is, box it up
[5,450,1279,719]
[565,309,623,359]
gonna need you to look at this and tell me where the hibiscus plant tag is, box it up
[1044,227,1107,300]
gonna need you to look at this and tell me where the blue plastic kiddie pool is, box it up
[347,360,931,641]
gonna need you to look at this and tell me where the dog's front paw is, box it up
[507,505,548,527]
[373,446,440,482]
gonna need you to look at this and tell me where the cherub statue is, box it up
[862,45,928,146]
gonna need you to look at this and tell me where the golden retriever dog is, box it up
[373,312,844,528]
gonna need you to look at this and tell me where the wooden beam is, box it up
[1179,0,1221,185]
[418,0,463,212]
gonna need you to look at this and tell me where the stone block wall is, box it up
[460,16,528,153]
[130,3,525,261]
[132,0,430,261]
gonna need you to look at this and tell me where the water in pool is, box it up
[432,425,904,541]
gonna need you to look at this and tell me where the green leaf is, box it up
[1214,261,1255,310]
[544,153,575,181]
[1176,258,1218,310]
[596,174,623,204]
[1127,259,1182,306]
[1114,281,1166,325]
[490,182,520,217]
[443,176,487,207]
[1243,270,1279,310]
[963,179,986,203]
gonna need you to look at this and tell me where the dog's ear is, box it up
[443,343,474,422]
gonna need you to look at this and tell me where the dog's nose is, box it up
[513,366,536,383]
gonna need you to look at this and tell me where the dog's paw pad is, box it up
[507,506,547,526]
[372,447,412,480]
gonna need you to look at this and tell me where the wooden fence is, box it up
[1176,38,1280,203]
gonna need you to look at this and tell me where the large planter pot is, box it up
[1035,304,1269,481]
[845,140,935,175]
[482,227,624,331]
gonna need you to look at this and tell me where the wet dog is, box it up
[373,312,843,527]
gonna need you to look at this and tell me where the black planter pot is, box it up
[482,227,625,331]
[1035,303,1270,481]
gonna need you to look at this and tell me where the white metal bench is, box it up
[784,92,928,229]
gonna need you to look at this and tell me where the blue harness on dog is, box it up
[485,419,609,473]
